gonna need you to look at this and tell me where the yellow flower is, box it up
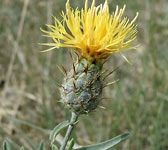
[41,0,138,61]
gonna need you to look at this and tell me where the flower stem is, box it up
[60,112,78,150]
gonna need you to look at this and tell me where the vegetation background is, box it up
[0,0,168,149]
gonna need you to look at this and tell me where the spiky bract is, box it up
[61,58,103,114]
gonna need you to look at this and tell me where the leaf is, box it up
[3,141,10,150]
[68,138,75,150]
[51,144,59,150]
[38,141,46,150]
[74,133,130,150]
[20,147,25,150]
[50,120,70,144]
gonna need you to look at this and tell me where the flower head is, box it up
[41,0,138,61]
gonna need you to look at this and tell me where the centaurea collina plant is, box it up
[3,0,138,150]
[42,0,138,149]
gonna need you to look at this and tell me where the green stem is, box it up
[60,112,78,150]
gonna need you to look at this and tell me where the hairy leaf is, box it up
[3,141,10,150]
[51,144,59,150]
[20,147,25,150]
[74,133,130,150]
[50,120,70,144]
[38,141,45,150]
[68,138,75,150]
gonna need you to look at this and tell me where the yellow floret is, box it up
[40,0,139,61]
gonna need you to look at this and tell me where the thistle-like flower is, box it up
[41,0,138,114]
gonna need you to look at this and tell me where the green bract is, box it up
[61,58,103,114]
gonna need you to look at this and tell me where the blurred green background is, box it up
[0,0,168,149]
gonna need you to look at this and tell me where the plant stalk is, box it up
[60,112,78,150]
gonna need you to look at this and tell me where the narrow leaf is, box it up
[38,141,45,150]
[20,147,25,150]
[50,120,70,144]
[3,141,10,150]
[51,144,59,150]
[68,138,75,150]
[74,133,130,150]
